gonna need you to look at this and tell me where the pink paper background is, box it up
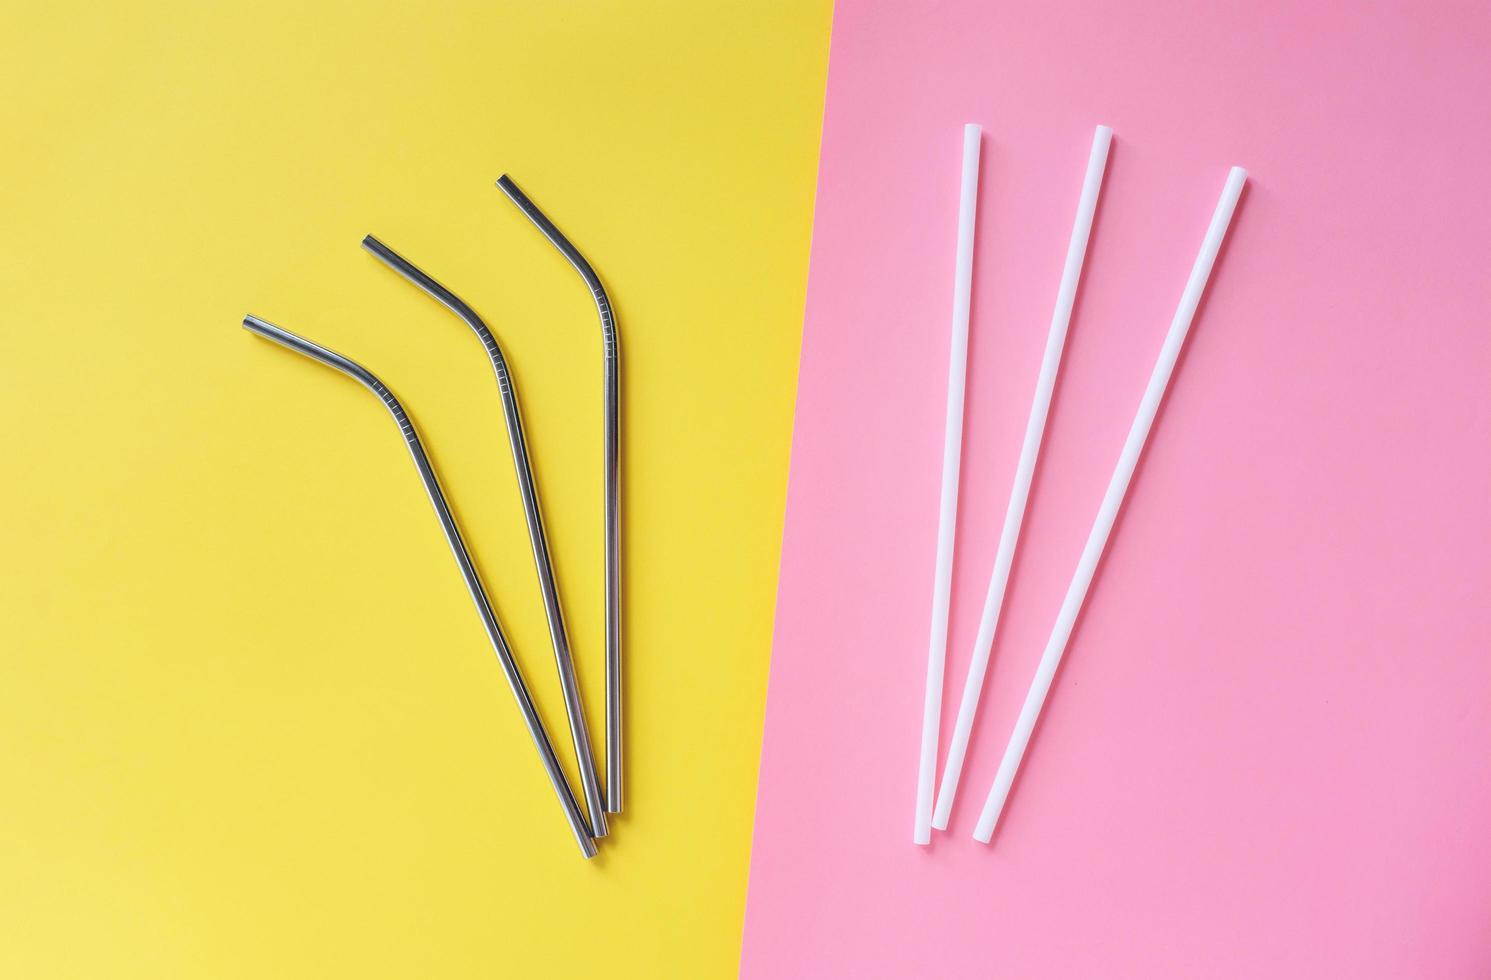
[742,1,1491,976]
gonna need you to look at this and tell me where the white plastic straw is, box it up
[932,125,1112,830]
[915,123,981,845]
[973,166,1248,843]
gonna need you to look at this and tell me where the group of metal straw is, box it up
[244,176,620,859]
[915,125,1247,845]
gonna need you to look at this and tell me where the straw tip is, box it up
[1228,166,1248,184]
[1094,123,1113,140]
[963,122,982,137]
[242,314,281,343]
[359,234,379,250]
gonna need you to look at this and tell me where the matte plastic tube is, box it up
[973,166,1248,843]
[933,126,1112,830]
[915,123,981,845]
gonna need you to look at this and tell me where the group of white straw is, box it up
[914,123,1246,845]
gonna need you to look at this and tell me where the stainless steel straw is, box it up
[360,236,609,837]
[240,314,597,859]
[494,175,624,815]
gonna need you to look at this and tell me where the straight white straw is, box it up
[932,125,1112,830]
[973,166,1248,843]
[915,123,981,845]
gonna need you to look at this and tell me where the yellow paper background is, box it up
[0,2,829,976]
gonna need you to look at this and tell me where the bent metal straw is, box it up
[240,314,597,858]
[494,175,625,815]
[361,236,609,839]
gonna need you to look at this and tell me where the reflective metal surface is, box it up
[360,236,609,837]
[241,314,597,858]
[495,175,624,815]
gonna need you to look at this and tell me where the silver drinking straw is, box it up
[360,236,609,838]
[240,314,597,858]
[494,175,624,815]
